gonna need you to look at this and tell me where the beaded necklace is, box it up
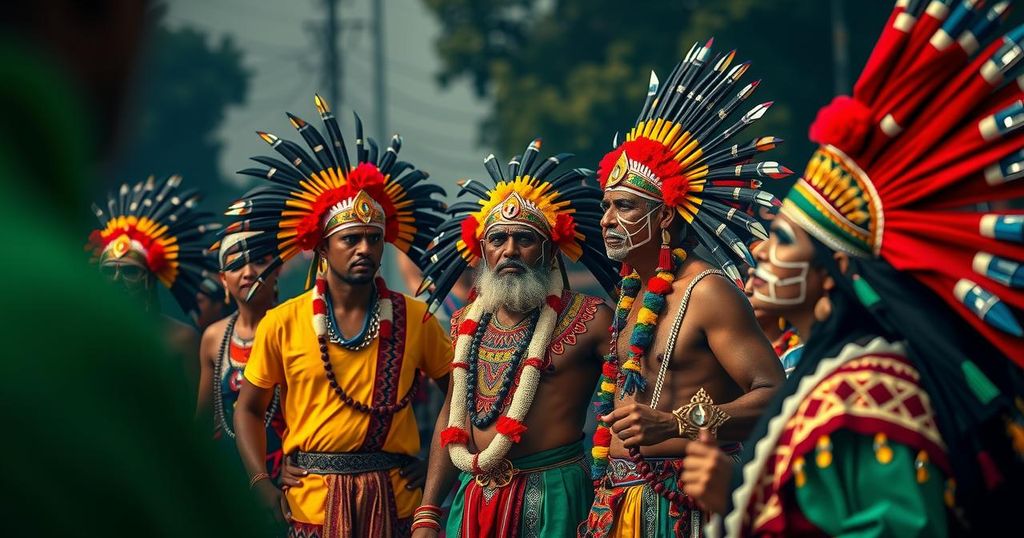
[467,310,541,428]
[591,248,686,480]
[441,269,563,475]
[324,284,381,350]
[213,313,280,438]
[312,276,418,415]
[773,324,801,357]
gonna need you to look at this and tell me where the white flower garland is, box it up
[446,268,563,473]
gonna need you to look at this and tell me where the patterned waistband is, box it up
[470,453,587,490]
[605,444,742,488]
[605,457,680,488]
[293,451,413,475]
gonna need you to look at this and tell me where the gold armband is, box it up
[672,387,730,440]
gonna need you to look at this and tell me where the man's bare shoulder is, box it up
[684,267,759,333]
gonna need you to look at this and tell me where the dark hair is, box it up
[733,235,1024,531]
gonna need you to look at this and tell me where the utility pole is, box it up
[372,0,387,143]
[324,0,342,107]
[831,0,850,94]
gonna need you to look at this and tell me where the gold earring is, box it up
[223,287,231,305]
[813,294,832,322]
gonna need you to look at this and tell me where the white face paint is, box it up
[614,203,662,251]
[752,220,810,306]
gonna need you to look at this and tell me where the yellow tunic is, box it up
[245,289,453,525]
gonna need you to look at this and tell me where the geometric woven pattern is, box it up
[746,353,946,533]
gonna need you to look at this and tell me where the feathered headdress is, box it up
[781,1,1024,365]
[88,174,221,319]
[417,139,618,317]
[221,94,447,299]
[598,39,792,285]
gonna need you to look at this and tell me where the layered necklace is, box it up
[213,312,280,439]
[312,275,417,415]
[441,269,563,474]
[467,311,541,428]
[591,249,686,481]
[324,284,381,350]
[773,323,801,357]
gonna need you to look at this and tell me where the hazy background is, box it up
[105,0,915,303]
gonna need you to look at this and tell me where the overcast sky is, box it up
[164,0,493,293]
[165,0,492,191]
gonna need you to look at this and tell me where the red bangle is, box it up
[411,519,441,531]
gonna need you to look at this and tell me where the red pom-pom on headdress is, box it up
[598,137,688,207]
[808,95,872,157]
[551,213,577,246]
[294,163,395,250]
[92,227,168,274]
[460,215,482,259]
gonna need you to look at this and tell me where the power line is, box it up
[345,52,483,121]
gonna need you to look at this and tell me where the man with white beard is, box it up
[410,140,619,537]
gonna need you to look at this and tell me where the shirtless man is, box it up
[411,141,619,537]
[581,40,786,537]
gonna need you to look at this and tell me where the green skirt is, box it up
[447,441,593,537]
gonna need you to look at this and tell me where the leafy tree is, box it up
[113,21,250,209]
[422,0,890,195]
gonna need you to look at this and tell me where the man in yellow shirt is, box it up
[230,96,451,537]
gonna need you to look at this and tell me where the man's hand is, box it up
[254,479,290,522]
[680,429,733,514]
[279,457,308,489]
[411,528,441,538]
[601,403,678,448]
[400,458,428,490]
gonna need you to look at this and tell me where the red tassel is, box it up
[602,362,618,378]
[458,319,479,336]
[593,427,612,445]
[440,427,469,447]
[496,416,528,443]
[658,244,672,272]
[620,264,632,277]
